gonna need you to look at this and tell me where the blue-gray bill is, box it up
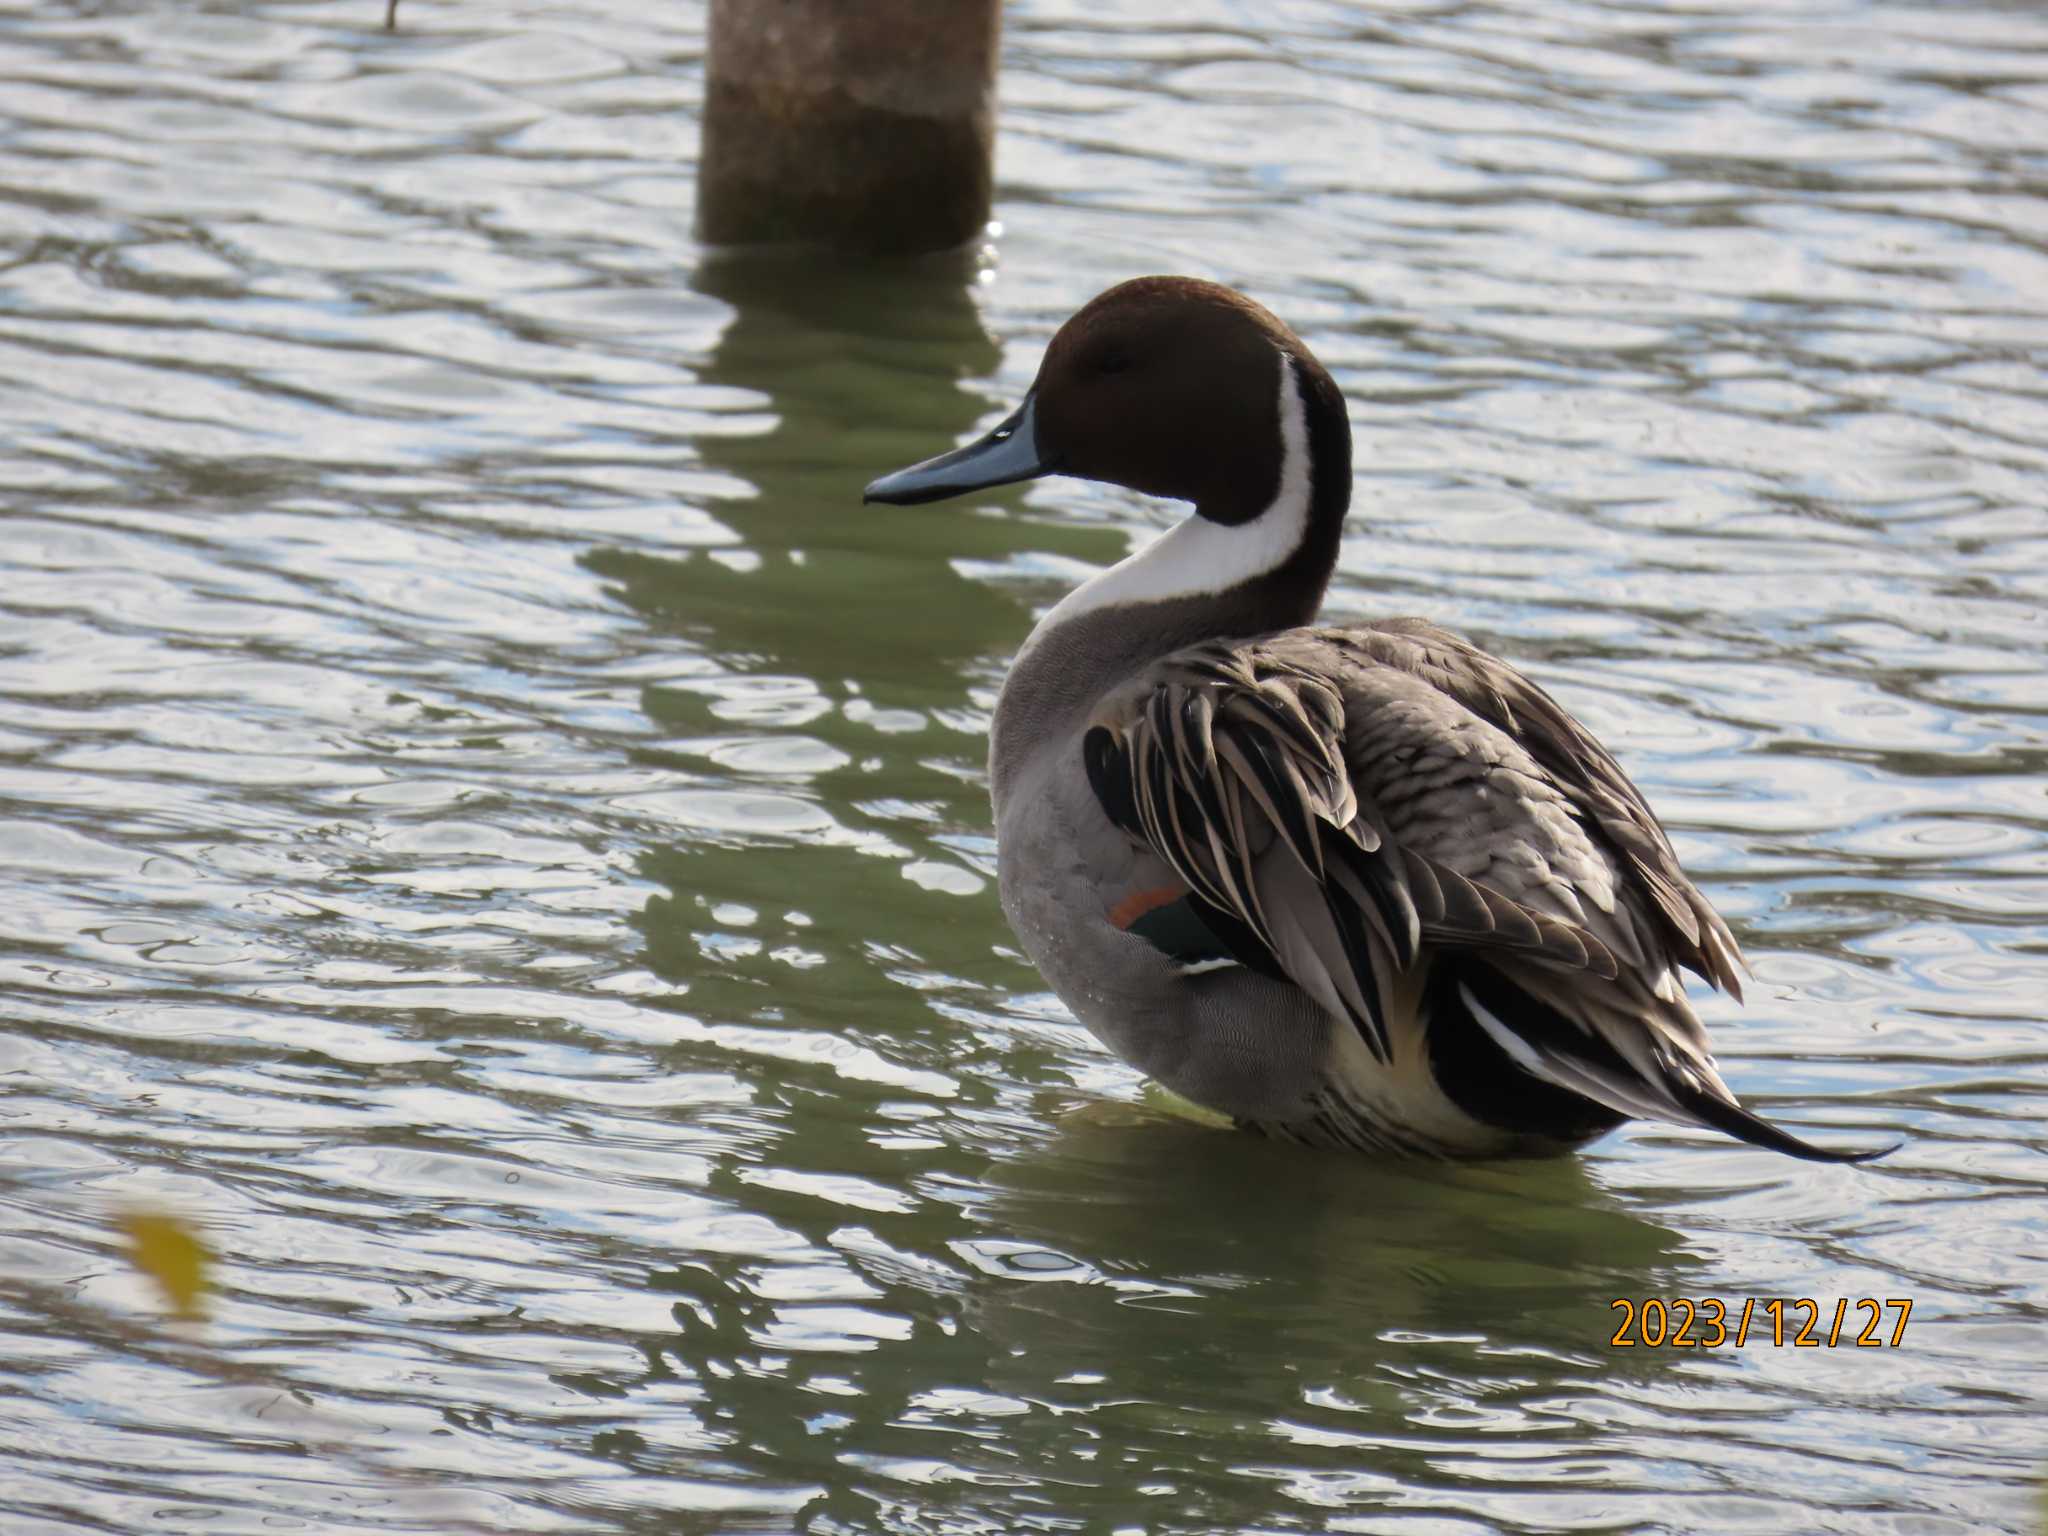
[864,394,1049,505]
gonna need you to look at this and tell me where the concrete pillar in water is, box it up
[699,0,1000,254]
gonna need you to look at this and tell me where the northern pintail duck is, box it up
[866,276,1879,1162]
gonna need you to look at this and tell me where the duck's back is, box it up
[1316,617,1743,993]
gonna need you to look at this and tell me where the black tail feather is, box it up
[1666,1077,1898,1164]
[1449,961,1896,1164]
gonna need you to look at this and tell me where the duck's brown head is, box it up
[864,276,1350,531]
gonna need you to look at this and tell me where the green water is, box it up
[2,2,2046,1532]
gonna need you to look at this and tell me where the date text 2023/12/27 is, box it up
[1609,1298,1914,1349]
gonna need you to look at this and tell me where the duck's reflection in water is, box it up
[967,1097,1686,1372]
[625,1094,1702,1530]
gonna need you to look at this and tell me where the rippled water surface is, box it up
[3,1,2046,1531]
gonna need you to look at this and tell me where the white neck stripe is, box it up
[1018,352,1314,656]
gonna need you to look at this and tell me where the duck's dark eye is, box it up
[1092,348,1132,377]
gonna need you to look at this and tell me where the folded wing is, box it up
[1081,629,1881,1162]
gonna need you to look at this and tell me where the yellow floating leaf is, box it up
[118,1210,212,1321]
